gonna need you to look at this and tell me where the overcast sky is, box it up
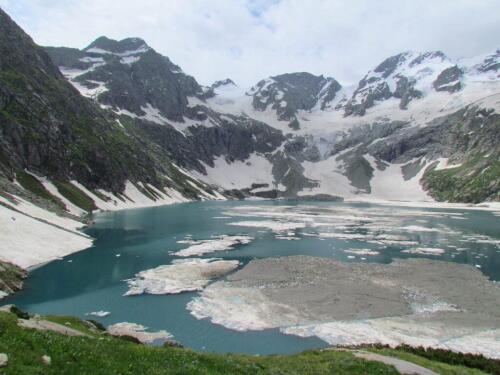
[1,0,499,86]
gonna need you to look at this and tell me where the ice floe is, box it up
[220,204,499,258]
[175,235,252,257]
[343,249,380,256]
[187,256,500,358]
[228,220,307,232]
[107,322,172,344]
[402,247,445,255]
[86,311,111,317]
[124,258,240,295]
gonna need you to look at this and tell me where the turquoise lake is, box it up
[8,200,500,354]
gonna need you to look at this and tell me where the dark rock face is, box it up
[476,49,500,73]
[269,149,318,195]
[45,38,214,121]
[248,72,341,121]
[86,50,203,120]
[344,81,392,116]
[369,108,499,166]
[409,51,447,67]
[393,76,423,109]
[43,47,89,70]
[126,113,285,173]
[0,9,165,193]
[373,52,408,78]
[433,66,463,93]
[288,118,300,130]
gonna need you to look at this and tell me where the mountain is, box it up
[46,36,213,121]
[0,12,158,193]
[247,72,342,128]
[0,8,238,224]
[39,35,500,204]
[208,51,500,202]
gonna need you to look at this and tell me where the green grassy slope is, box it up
[0,311,398,375]
[0,311,497,374]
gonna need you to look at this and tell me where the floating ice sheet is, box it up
[187,256,500,358]
[124,258,240,295]
[175,235,252,257]
[107,322,172,344]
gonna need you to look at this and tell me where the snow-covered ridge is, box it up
[208,48,500,133]
[85,44,150,57]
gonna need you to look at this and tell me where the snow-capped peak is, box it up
[345,51,454,115]
[459,49,500,81]
[245,73,342,124]
[211,78,236,90]
[84,36,150,56]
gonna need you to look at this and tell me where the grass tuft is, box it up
[53,181,97,212]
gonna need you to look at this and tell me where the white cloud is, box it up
[1,0,499,87]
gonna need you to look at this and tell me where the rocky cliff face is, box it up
[0,10,163,193]
[0,260,26,298]
[0,8,236,218]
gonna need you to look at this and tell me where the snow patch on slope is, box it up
[363,156,432,202]
[191,153,275,190]
[0,204,92,269]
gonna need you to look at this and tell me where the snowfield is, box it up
[0,204,92,269]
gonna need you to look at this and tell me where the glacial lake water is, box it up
[8,200,500,354]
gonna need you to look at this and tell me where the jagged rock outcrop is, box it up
[247,72,341,122]
[475,49,500,73]
[211,78,236,89]
[433,65,463,93]
[0,260,26,298]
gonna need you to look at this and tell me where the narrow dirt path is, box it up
[351,350,438,375]
[18,318,90,337]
